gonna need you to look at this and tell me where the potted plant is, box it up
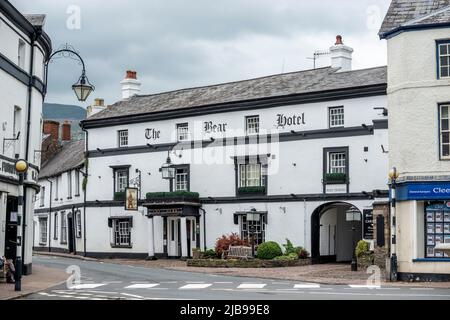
[324,173,347,184]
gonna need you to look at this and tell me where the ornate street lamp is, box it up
[160,151,176,192]
[45,44,95,102]
[388,167,400,282]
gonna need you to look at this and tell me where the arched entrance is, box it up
[311,202,362,264]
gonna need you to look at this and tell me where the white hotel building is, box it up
[34,37,390,263]
[0,0,51,274]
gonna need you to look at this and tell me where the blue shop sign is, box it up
[396,182,450,201]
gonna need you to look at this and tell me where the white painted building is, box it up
[0,0,51,274]
[34,37,389,262]
[380,0,450,281]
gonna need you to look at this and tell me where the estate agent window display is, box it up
[425,202,450,258]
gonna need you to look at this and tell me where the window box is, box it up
[146,191,200,203]
[114,192,126,201]
[324,173,347,184]
[237,186,266,196]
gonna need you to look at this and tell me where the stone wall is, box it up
[187,258,312,268]
[372,201,390,269]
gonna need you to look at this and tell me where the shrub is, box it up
[325,173,346,183]
[215,233,248,258]
[273,253,298,261]
[114,192,125,201]
[237,186,266,195]
[296,247,310,259]
[203,249,217,259]
[282,239,296,255]
[146,191,200,200]
[256,241,283,260]
[355,240,370,258]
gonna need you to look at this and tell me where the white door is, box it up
[167,218,180,257]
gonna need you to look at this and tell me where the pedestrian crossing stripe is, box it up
[294,284,321,289]
[237,283,266,289]
[125,284,160,289]
[179,283,212,290]
[70,283,107,289]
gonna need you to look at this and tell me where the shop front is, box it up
[395,181,450,281]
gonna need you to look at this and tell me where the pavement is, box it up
[0,264,67,300]
[17,255,450,300]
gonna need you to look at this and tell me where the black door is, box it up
[67,215,75,253]
[5,197,18,260]
[186,220,191,258]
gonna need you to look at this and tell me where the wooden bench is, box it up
[227,245,253,259]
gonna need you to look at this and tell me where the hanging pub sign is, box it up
[276,113,306,129]
[145,128,161,140]
[125,187,139,211]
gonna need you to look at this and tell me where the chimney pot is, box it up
[126,70,137,80]
[335,35,343,45]
[121,70,141,99]
[43,120,60,142]
[330,35,353,72]
[94,98,104,106]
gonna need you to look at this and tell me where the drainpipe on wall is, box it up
[45,178,53,252]
[199,208,207,251]
[81,128,88,257]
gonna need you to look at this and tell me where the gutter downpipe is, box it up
[81,127,88,257]
[45,178,53,252]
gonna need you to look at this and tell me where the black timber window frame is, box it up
[174,164,190,192]
[245,115,260,135]
[108,216,133,248]
[323,147,349,193]
[74,169,81,197]
[234,156,268,196]
[118,130,129,148]
[437,39,450,79]
[176,123,190,142]
[438,103,450,160]
[328,106,345,128]
[111,165,131,198]
[53,212,58,240]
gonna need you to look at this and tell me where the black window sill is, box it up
[39,243,47,246]
[67,197,72,200]
[111,245,132,249]
[75,194,80,197]
[60,242,68,245]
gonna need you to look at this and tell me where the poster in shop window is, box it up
[125,188,139,211]
[427,211,435,222]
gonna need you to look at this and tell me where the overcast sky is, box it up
[12,0,391,107]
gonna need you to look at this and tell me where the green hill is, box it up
[43,103,86,120]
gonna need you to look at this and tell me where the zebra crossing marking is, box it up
[125,283,160,289]
[237,283,266,289]
[294,284,321,289]
[71,283,107,290]
[179,283,212,290]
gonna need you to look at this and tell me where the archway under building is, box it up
[311,202,362,264]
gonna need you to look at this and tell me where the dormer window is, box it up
[438,41,450,79]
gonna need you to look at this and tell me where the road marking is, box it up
[294,284,321,289]
[348,285,381,289]
[120,293,145,299]
[411,288,434,291]
[179,283,212,290]
[125,284,160,289]
[71,283,107,290]
[237,283,267,289]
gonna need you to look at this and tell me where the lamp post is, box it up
[346,206,361,272]
[388,167,400,282]
[45,44,95,102]
[160,151,176,192]
[14,159,28,292]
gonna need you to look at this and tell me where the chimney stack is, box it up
[87,98,107,118]
[329,35,353,72]
[43,120,59,143]
[120,70,141,99]
[62,121,71,142]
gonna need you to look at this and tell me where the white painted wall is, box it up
[387,28,450,175]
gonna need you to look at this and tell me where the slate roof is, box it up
[87,66,387,121]
[379,0,450,38]
[39,140,85,179]
[24,14,46,27]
